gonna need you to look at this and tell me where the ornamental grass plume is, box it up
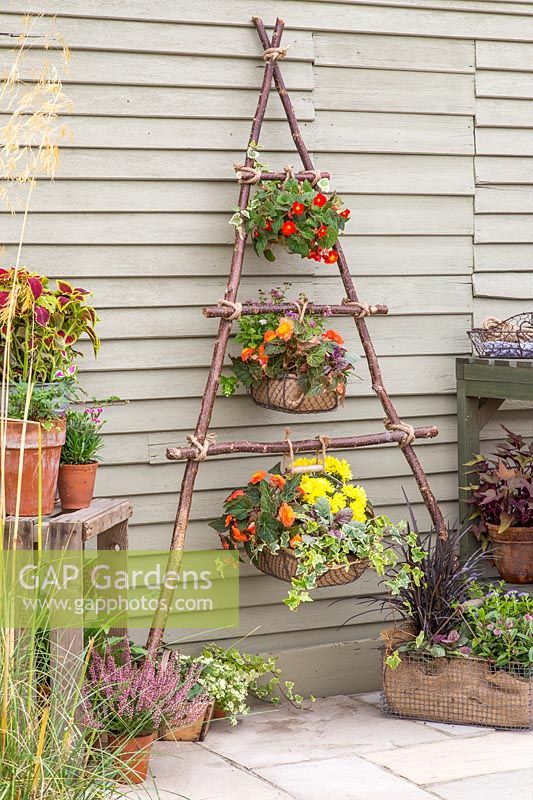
[83,639,210,737]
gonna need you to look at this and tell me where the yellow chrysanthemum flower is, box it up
[324,456,353,482]
[350,500,367,523]
[299,475,332,505]
[342,484,366,502]
[330,492,348,514]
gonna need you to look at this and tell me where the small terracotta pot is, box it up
[487,523,533,583]
[212,705,227,720]
[107,732,154,785]
[1,418,66,516]
[57,461,98,511]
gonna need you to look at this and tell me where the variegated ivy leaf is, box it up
[317,177,330,192]
[229,212,243,227]
[386,651,401,670]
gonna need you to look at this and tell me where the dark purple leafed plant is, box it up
[83,639,209,737]
[466,426,533,541]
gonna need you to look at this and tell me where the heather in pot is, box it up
[466,426,533,581]
[58,407,105,510]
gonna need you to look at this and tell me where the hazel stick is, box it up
[146,18,287,655]
[166,427,439,462]
[236,170,330,182]
[203,301,388,318]
[253,17,447,540]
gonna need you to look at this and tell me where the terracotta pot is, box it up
[213,705,227,720]
[487,523,533,583]
[1,418,66,516]
[107,732,154,784]
[57,461,98,511]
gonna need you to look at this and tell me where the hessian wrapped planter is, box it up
[255,547,368,587]
[251,375,339,414]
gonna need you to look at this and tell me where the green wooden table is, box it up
[457,356,533,559]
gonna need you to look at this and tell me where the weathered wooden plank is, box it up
[476,156,533,184]
[476,128,533,156]
[475,185,533,213]
[1,237,472,278]
[476,70,533,99]
[78,355,459,401]
[475,99,533,128]
[0,15,314,59]
[315,67,475,115]
[475,213,533,242]
[7,2,533,42]
[476,39,533,70]
[11,50,314,90]
[474,271,533,298]
[314,32,475,72]
[475,242,533,271]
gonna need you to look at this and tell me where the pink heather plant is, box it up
[83,639,209,737]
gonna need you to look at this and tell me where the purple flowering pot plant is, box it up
[83,641,209,784]
[219,286,357,413]
[466,426,533,583]
[0,267,99,516]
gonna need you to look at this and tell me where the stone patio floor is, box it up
[126,691,533,800]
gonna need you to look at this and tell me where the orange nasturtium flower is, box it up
[323,329,344,345]
[278,502,296,528]
[275,318,294,341]
[232,525,249,542]
[241,346,255,362]
[263,330,277,343]
[289,534,302,548]
[270,474,286,490]
[250,470,267,484]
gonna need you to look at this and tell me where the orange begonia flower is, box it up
[225,514,233,527]
[289,534,302,548]
[232,525,249,542]
[270,474,286,490]
[278,502,296,528]
[247,522,256,535]
[241,347,256,362]
[263,330,277,343]
[227,489,244,501]
[275,318,294,341]
[250,470,267,484]
[323,329,344,345]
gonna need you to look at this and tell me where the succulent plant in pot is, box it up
[58,407,105,511]
[466,426,533,583]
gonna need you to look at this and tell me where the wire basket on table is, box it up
[468,314,533,358]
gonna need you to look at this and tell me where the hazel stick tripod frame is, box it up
[146,16,446,653]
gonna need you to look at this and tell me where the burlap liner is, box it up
[251,376,339,414]
[381,627,532,729]
[255,547,368,587]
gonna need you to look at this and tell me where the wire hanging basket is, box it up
[468,314,533,358]
[254,547,368,586]
[250,375,339,414]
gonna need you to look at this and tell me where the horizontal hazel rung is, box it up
[202,301,388,319]
[234,168,330,183]
[166,426,438,462]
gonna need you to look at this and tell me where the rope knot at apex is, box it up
[383,419,416,449]
[186,433,217,461]
[262,45,289,61]
[218,299,242,320]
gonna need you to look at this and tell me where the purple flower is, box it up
[459,646,471,655]
[493,628,502,637]
[525,613,533,623]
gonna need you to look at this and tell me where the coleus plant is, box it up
[0,267,99,383]
[230,177,350,263]
[466,426,533,541]
[220,287,357,399]
[209,456,399,610]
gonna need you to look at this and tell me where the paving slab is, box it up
[257,754,436,800]
[366,731,533,785]
[432,768,533,800]
[202,694,448,768]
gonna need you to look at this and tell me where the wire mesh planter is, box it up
[255,547,368,587]
[381,650,533,730]
[468,314,533,359]
[250,376,339,414]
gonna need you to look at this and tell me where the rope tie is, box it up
[302,169,322,187]
[233,164,262,184]
[342,299,378,318]
[187,433,216,461]
[384,418,415,449]
[219,298,242,320]
[283,164,295,184]
[293,297,309,323]
[317,434,331,467]
[262,46,288,61]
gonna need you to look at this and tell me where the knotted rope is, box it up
[262,46,288,61]
[384,418,415,449]
[233,164,262,184]
[317,434,331,467]
[293,297,309,323]
[219,298,242,320]
[302,169,322,187]
[186,433,217,461]
[342,299,378,318]
[283,164,295,184]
